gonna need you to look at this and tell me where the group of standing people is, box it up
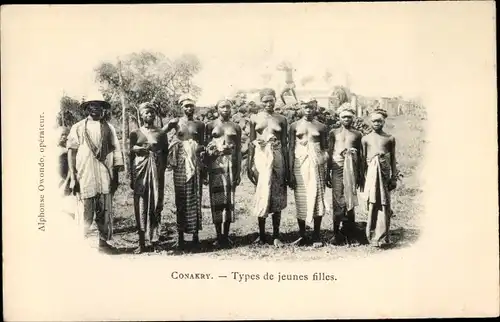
[63,88,398,254]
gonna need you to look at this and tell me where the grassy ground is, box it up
[89,113,426,260]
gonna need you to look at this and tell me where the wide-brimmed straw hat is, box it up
[80,88,111,110]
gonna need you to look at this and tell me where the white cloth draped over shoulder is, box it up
[66,119,124,200]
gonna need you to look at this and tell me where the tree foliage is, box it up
[57,95,85,128]
[94,51,202,125]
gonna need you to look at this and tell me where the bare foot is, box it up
[225,237,234,247]
[253,237,267,246]
[329,234,346,246]
[98,241,118,254]
[152,242,162,253]
[291,237,307,246]
[273,238,284,248]
[212,239,223,249]
[312,241,324,248]
[133,246,145,254]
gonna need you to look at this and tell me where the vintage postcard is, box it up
[2,2,498,321]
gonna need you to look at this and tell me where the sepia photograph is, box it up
[2,2,498,321]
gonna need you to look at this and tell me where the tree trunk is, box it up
[117,59,129,176]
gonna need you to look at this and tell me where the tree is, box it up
[57,95,85,128]
[95,51,203,126]
[94,51,202,176]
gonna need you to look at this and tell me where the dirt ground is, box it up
[85,113,426,261]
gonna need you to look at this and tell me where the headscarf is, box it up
[178,94,196,107]
[138,102,156,117]
[338,102,356,117]
[259,88,276,101]
[371,108,388,119]
[216,98,234,109]
[300,96,318,107]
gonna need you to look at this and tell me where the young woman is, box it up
[326,103,364,245]
[362,109,398,247]
[165,94,206,249]
[247,88,289,247]
[129,103,168,253]
[205,99,242,248]
[289,99,329,247]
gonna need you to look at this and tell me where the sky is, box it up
[2,3,494,106]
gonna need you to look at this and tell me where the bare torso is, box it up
[290,118,327,151]
[362,131,394,160]
[251,111,287,142]
[206,119,241,147]
[330,127,362,155]
[177,116,205,145]
[130,126,168,164]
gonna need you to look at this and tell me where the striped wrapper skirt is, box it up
[293,143,327,224]
[173,147,202,234]
[208,154,235,224]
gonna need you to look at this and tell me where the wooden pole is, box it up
[117,59,129,175]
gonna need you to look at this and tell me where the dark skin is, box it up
[362,113,397,246]
[58,128,70,182]
[247,94,288,247]
[361,113,397,189]
[289,102,328,246]
[129,108,169,253]
[326,112,364,245]
[205,101,242,247]
[164,102,206,247]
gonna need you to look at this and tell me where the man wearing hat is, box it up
[326,102,364,245]
[165,94,206,249]
[129,102,169,253]
[66,93,124,252]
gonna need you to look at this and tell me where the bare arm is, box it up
[247,117,257,182]
[234,124,242,184]
[281,117,289,183]
[163,117,178,133]
[320,123,328,152]
[205,121,213,145]
[390,136,397,178]
[356,133,365,189]
[198,122,207,181]
[129,131,138,188]
[361,136,368,176]
[199,122,206,147]
[288,122,296,183]
[327,130,336,172]
[159,131,169,172]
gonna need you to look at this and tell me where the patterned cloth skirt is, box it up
[173,148,202,233]
[293,143,327,224]
[208,154,235,224]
